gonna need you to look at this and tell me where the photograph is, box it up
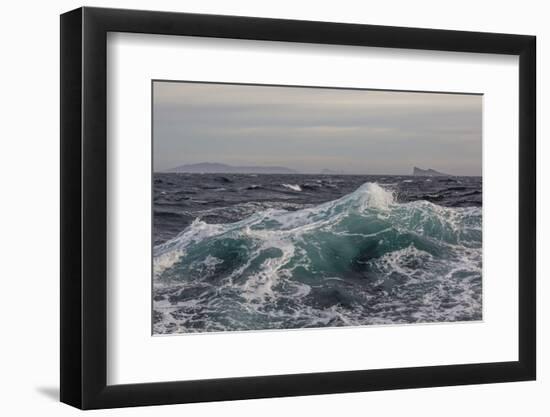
[152,81,483,335]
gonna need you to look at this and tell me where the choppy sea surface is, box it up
[153,174,482,334]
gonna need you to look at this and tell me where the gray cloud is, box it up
[153,81,482,175]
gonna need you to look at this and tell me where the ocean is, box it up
[153,173,482,334]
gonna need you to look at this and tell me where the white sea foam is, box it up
[282,183,302,192]
[153,218,226,277]
[153,248,185,280]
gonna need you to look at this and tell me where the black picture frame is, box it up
[60,6,536,410]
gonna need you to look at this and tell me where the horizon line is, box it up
[153,171,480,177]
[154,162,480,177]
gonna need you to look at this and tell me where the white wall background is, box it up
[0,0,545,415]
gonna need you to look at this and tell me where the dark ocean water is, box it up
[153,173,482,334]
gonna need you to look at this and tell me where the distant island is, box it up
[166,162,298,174]
[160,163,457,176]
[412,166,452,177]
[321,168,346,175]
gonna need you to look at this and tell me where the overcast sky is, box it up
[153,81,482,175]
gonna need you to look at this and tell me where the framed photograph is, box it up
[60,7,536,409]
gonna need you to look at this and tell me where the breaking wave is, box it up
[153,183,482,333]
